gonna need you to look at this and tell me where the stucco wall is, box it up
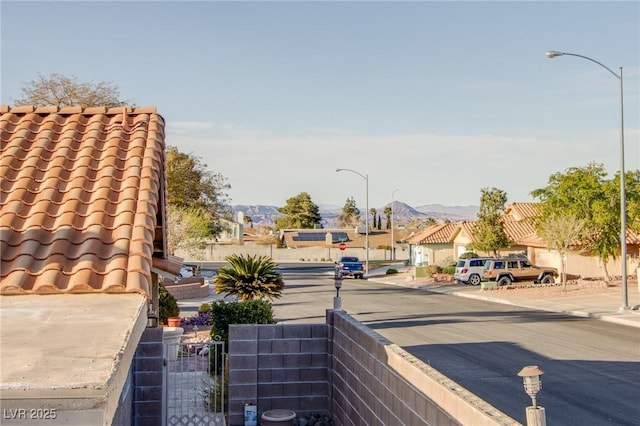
[530,247,640,279]
[177,245,409,263]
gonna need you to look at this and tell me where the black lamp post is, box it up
[333,278,343,310]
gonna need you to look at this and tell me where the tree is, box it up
[214,254,285,301]
[384,206,392,229]
[625,170,640,233]
[536,212,587,290]
[338,197,360,228]
[166,146,232,238]
[459,251,480,259]
[531,163,640,281]
[424,217,437,227]
[370,208,377,230]
[469,187,510,256]
[377,215,382,230]
[274,192,322,230]
[159,284,180,323]
[167,205,211,257]
[14,73,127,108]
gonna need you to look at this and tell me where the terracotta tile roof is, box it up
[627,230,640,245]
[457,221,478,243]
[502,220,537,243]
[405,222,459,244]
[503,202,540,221]
[1,105,168,296]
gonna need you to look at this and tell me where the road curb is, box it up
[369,277,640,329]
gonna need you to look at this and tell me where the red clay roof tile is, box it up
[1,105,167,297]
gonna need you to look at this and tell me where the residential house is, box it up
[405,222,459,266]
[406,202,640,279]
[0,105,179,425]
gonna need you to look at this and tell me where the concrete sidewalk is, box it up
[368,265,640,329]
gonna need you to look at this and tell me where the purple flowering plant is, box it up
[181,312,212,327]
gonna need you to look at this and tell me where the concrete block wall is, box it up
[228,324,329,426]
[132,327,164,426]
[329,311,456,426]
[329,311,521,426]
[227,311,521,426]
[162,278,209,300]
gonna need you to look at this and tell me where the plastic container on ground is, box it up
[260,409,296,426]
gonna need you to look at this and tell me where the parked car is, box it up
[335,256,365,279]
[454,257,492,286]
[482,255,557,286]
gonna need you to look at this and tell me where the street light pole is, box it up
[546,50,628,311]
[391,189,398,261]
[336,168,369,276]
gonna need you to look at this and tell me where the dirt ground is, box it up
[379,270,633,300]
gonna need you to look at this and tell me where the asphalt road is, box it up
[264,263,640,426]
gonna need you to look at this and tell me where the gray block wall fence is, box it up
[228,310,522,426]
[132,327,164,426]
[227,324,330,426]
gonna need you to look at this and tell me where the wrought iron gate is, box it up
[164,337,226,426]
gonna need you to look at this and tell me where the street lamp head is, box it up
[546,51,564,58]
[518,365,544,408]
[334,279,342,290]
[336,168,342,172]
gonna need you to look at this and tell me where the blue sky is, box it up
[2,1,639,210]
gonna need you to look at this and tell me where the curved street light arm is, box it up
[336,168,369,276]
[546,50,628,310]
[336,168,367,181]
[546,51,621,79]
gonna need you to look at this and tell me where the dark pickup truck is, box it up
[334,256,365,279]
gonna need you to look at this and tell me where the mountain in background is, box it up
[232,202,478,228]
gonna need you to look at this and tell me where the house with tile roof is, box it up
[404,201,639,279]
[0,105,180,425]
[405,222,460,266]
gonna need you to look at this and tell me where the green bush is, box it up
[159,284,179,323]
[385,268,398,275]
[199,303,211,313]
[209,299,276,375]
[459,251,480,259]
[442,265,456,275]
[210,299,276,343]
[426,265,441,276]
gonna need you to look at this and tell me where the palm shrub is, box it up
[214,254,284,300]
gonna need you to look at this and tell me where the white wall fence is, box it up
[177,244,410,263]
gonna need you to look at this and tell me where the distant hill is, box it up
[232,202,478,228]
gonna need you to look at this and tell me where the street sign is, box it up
[339,242,346,251]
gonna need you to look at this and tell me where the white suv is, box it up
[454,257,492,286]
